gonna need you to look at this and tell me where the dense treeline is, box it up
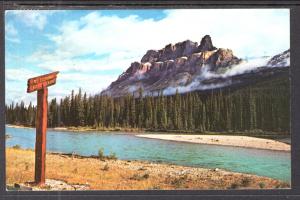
[5,77,290,134]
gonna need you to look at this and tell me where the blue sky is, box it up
[5,9,290,105]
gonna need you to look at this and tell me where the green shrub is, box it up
[73,168,78,174]
[108,152,117,160]
[275,182,290,188]
[241,177,252,187]
[259,182,265,189]
[143,173,150,179]
[165,174,188,188]
[130,173,150,181]
[12,145,21,149]
[24,162,29,171]
[102,164,109,171]
[229,183,239,189]
[149,185,161,190]
[98,148,118,160]
[98,148,105,160]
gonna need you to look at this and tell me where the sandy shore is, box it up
[6,124,34,129]
[136,134,290,151]
[7,124,290,151]
[6,148,289,190]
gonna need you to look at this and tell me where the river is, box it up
[5,126,290,182]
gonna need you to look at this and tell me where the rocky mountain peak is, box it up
[198,35,217,52]
[102,35,283,97]
[267,49,290,67]
[141,39,198,63]
[141,35,219,64]
[209,48,241,70]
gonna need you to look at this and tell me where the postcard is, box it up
[5,9,290,190]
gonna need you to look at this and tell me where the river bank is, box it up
[6,124,290,139]
[136,134,290,151]
[6,148,289,190]
[6,124,290,151]
[6,124,144,133]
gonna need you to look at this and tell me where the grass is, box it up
[6,148,290,190]
[98,148,118,161]
[107,152,117,160]
[229,182,239,189]
[102,164,109,171]
[259,182,265,189]
[173,175,188,187]
[130,173,150,181]
[148,185,161,190]
[6,148,157,190]
[228,177,252,189]
[165,174,189,188]
[12,145,21,149]
[98,148,105,160]
[241,177,252,187]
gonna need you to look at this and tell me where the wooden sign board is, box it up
[26,71,59,185]
[27,71,59,93]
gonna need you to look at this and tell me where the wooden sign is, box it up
[27,71,59,185]
[27,71,58,93]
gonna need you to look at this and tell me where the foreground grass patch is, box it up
[6,148,290,190]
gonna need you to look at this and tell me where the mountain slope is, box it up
[101,35,290,97]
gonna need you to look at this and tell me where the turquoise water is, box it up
[5,126,290,182]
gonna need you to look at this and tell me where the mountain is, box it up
[101,35,290,97]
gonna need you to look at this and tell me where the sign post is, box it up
[27,71,59,185]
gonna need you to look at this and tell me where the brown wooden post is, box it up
[27,71,59,185]
[34,87,48,184]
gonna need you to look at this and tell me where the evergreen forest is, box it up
[5,76,290,134]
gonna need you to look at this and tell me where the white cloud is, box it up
[6,10,58,30]
[57,72,116,94]
[5,68,116,105]
[5,23,17,36]
[27,9,289,74]
[6,9,290,105]
[5,68,41,105]
[27,49,141,72]
[5,23,20,43]
[6,68,40,82]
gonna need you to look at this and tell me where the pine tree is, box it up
[5,76,290,134]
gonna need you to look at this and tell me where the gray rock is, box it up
[141,50,159,63]
[198,35,217,52]
[102,35,242,97]
[267,49,290,67]
[209,48,242,70]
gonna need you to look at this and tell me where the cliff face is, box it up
[102,35,289,97]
